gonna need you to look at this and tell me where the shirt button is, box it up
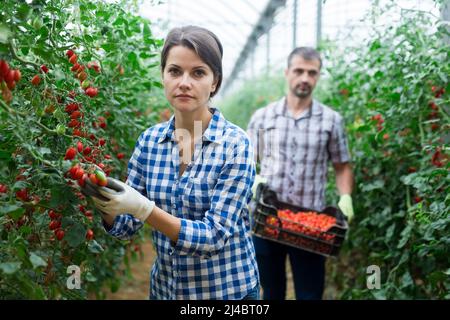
[172,203,176,209]
[173,271,178,277]
[169,249,174,255]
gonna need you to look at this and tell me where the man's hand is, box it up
[338,194,354,223]
[252,174,267,199]
[86,178,155,223]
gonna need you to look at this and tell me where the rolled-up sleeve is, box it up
[328,113,351,164]
[173,135,255,258]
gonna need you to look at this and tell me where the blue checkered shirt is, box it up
[105,108,259,300]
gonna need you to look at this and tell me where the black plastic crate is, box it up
[251,183,348,258]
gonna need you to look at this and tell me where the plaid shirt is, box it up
[105,108,259,300]
[247,97,351,211]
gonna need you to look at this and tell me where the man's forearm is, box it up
[334,163,354,195]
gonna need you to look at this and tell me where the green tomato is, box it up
[81,80,90,90]
[56,124,66,135]
[32,17,43,30]
[95,169,107,186]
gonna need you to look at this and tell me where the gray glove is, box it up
[80,177,124,201]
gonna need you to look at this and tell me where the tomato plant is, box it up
[318,3,449,299]
[0,0,168,299]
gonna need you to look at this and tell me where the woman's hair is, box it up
[161,25,223,97]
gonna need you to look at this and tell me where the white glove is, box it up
[91,177,155,223]
[252,174,267,199]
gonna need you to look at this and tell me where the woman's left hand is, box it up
[90,177,155,223]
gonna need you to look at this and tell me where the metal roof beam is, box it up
[222,0,287,94]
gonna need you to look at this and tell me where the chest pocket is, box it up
[181,176,216,220]
[263,126,286,157]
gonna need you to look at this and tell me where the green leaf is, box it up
[127,51,138,69]
[400,271,414,289]
[152,81,163,88]
[32,285,47,299]
[0,204,26,220]
[88,240,104,254]
[33,47,51,60]
[38,147,51,155]
[369,39,381,52]
[0,262,22,275]
[65,222,87,248]
[385,224,395,242]
[101,43,116,52]
[109,278,120,293]
[17,4,33,21]
[19,225,32,235]
[397,224,413,249]
[0,24,11,43]
[49,186,74,208]
[113,17,126,26]
[371,288,387,300]
[0,150,12,159]
[96,10,110,20]
[361,179,384,192]
[29,252,47,269]
[20,46,30,56]
[143,21,151,39]
[85,272,97,282]
[84,34,94,43]
[12,180,28,191]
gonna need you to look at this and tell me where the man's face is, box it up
[285,55,321,99]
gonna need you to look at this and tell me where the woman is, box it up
[83,26,259,300]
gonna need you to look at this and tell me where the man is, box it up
[247,47,354,300]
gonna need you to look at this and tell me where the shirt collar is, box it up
[157,107,225,144]
[275,96,323,118]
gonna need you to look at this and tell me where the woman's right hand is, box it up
[79,178,121,225]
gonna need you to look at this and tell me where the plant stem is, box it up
[418,113,425,148]
[24,144,54,167]
[0,99,72,139]
[406,185,411,211]
[9,40,40,69]
[0,98,27,116]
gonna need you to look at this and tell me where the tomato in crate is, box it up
[252,183,348,258]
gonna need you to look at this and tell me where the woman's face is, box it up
[162,45,217,114]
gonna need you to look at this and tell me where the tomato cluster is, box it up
[68,163,108,188]
[0,59,22,103]
[371,113,384,132]
[263,215,280,238]
[262,208,337,246]
[431,146,446,168]
[48,210,64,241]
[0,184,8,194]
[66,49,99,98]
[261,208,338,255]
[427,84,445,133]
[277,209,337,241]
